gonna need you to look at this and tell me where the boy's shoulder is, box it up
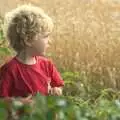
[37,56,55,69]
[37,56,53,64]
[0,57,17,72]
[0,56,54,71]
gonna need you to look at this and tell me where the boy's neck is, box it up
[16,51,36,65]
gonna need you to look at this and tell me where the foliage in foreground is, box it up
[0,93,120,120]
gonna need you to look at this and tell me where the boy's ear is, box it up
[24,39,32,47]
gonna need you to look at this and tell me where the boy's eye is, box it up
[44,34,49,38]
[44,33,50,38]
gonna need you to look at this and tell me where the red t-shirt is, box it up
[0,56,64,97]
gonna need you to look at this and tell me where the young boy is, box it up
[0,4,64,118]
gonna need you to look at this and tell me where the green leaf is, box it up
[0,47,11,55]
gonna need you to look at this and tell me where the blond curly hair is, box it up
[4,4,53,53]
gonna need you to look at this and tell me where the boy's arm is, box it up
[47,60,64,96]
[0,65,33,116]
[48,60,64,87]
[0,65,13,97]
[49,87,63,96]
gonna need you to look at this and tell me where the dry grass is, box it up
[0,0,120,89]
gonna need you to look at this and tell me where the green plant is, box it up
[0,93,120,120]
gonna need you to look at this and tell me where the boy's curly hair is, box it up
[4,4,53,53]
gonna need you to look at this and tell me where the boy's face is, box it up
[30,33,50,56]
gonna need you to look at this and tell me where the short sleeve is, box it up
[0,65,13,97]
[48,60,64,87]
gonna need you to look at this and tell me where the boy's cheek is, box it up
[32,44,45,55]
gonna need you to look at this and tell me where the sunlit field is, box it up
[0,0,120,119]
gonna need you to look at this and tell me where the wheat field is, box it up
[0,0,120,90]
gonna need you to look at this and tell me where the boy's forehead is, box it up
[34,32,50,39]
